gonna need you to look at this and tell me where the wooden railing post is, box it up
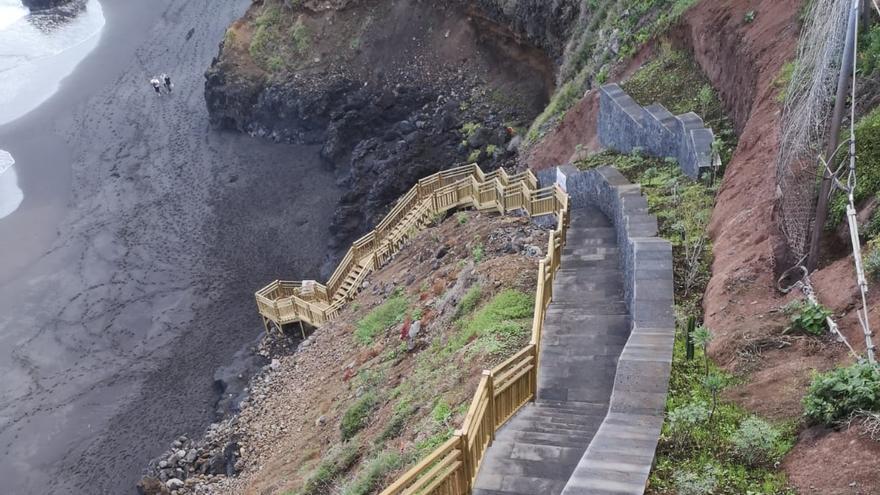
[484,370,496,438]
[531,345,539,398]
[455,429,471,491]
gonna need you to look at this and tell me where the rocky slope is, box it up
[205,0,564,264]
[137,211,549,494]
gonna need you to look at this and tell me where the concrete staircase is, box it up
[472,205,630,495]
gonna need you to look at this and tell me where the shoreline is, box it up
[0,0,341,493]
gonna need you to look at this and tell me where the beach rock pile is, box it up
[137,421,240,495]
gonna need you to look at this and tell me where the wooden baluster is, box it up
[455,430,471,491]
[484,370,496,438]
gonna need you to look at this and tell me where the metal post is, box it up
[807,0,860,272]
[686,316,696,361]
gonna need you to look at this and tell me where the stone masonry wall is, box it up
[553,165,675,494]
[598,83,715,179]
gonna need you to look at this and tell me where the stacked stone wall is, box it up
[551,165,674,494]
[598,83,715,179]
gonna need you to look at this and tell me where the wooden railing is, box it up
[378,204,569,495]
[255,163,567,331]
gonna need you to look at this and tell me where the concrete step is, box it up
[500,417,598,436]
[499,429,595,448]
[476,445,586,480]
[473,474,568,495]
[533,400,609,413]
[546,301,629,315]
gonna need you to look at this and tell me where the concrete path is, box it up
[473,205,629,495]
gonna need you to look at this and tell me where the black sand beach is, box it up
[0,0,339,493]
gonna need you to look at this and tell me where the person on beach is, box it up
[162,73,172,93]
[150,78,162,95]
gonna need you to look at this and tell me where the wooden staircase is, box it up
[255,163,567,331]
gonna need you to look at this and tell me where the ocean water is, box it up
[0,0,104,220]
[0,151,23,219]
[0,0,105,125]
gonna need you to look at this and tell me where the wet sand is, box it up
[0,0,339,493]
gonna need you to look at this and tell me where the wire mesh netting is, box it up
[775,0,852,266]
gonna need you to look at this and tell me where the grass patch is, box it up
[246,1,312,73]
[355,291,408,345]
[774,61,796,103]
[340,450,404,495]
[341,392,378,441]
[446,289,533,356]
[454,285,483,319]
[621,46,737,166]
[296,442,361,495]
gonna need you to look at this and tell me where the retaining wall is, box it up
[598,83,715,179]
[554,164,675,494]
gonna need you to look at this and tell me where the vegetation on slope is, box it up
[621,45,738,167]
[528,0,699,142]
[217,212,547,495]
[575,47,799,492]
[578,152,796,494]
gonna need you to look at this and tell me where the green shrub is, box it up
[340,451,403,495]
[455,285,482,319]
[472,243,485,263]
[731,417,782,467]
[666,402,709,446]
[341,393,378,440]
[431,400,453,424]
[786,300,832,336]
[804,362,880,425]
[355,293,408,345]
[743,10,756,23]
[774,61,796,103]
[289,19,311,53]
[299,443,361,495]
[859,22,880,76]
[674,466,718,495]
[446,290,533,355]
[415,431,452,457]
[461,122,481,138]
[249,5,282,70]
[865,203,880,239]
[377,405,411,443]
[830,108,880,227]
[865,240,880,280]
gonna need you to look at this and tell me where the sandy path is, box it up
[0,0,339,493]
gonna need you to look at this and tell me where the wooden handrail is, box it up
[251,161,571,492]
[255,163,567,335]
[377,186,569,495]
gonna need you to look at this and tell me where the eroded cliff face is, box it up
[205,0,560,266]
[469,0,581,62]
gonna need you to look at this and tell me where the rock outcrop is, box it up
[21,0,71,10]
[204,0,556,267]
